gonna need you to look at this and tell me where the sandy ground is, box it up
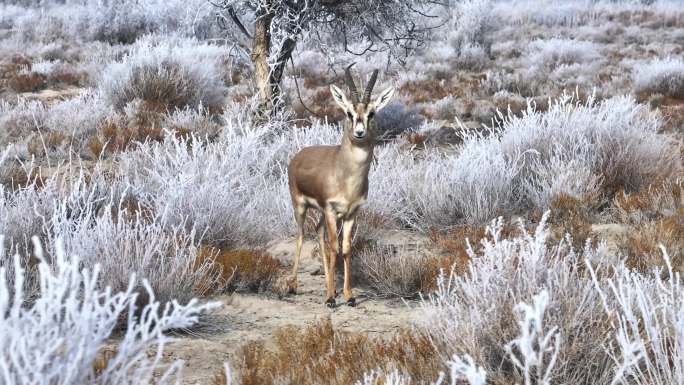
[161,237,424,385]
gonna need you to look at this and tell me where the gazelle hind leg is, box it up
[287,203,307,294]
[316,215,329,279]
[341,216,356,306]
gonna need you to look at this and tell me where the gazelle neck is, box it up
[341,134,374,167]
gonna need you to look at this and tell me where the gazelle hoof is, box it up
[286,278,297,294]
[325,297,336,308]
[346,297,356,307]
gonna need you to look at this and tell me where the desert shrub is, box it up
[99,37,228,112]
[46,196,221,307]
[0,93,115,157]
[613,180,684,273]
[526,38,602,70]
[479,70,542,97]
[7,71,46,92]
[0,238,217,385]
[118,128,291,248]
[632,57,684,98]
[374,101,425,140]
[234,318,441,385]
[510,94,680,198]
[356,244,437,298]
[165,103,222,140]
[196,248,282,293]
[447,0,495,57]
[0,0,221,43]
[0,99,46,147]
[420,214,616,384]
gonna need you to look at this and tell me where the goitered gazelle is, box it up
[287,64,394,307]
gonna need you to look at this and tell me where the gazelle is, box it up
[287,64,394,307]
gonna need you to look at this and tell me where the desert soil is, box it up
[161,236,425,385]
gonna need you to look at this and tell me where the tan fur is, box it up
[286,83,394,307]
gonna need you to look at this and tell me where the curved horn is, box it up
[344,63,360,103]
[362,69,379,105]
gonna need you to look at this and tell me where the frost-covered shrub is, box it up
[448,0,495,56]
[526,38,602,70]
[599,247,684,385]
[506,94,679,205]
[0,169,220,306]
[118,129,292,248]
[420,214,616,384]
[371,93,678,229]
[632,57,684,98]
[454,43,489,71]
[2,0,220,43]
[164,104,222,139]
[419,213,684,385]
[99,37,228,111]
[356,244,435,297]
[0,93,114,156]
[47,199,221,307]
[0,238,217,385]
[0,99,47,147]
[374,101,425,140]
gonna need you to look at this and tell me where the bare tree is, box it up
[211,0,447,116]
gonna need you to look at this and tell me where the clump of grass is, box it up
[234,318,441,385]
[613,180,684,273]
[196,248,282,293]
[8,72,47,93]
[548,193,595,250]
[356,244,436,298]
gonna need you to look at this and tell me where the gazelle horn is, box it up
[362,69,379,105]
[344,63,360,103]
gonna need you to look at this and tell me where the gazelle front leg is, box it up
[342,216,356,306]
[323,207,339,307]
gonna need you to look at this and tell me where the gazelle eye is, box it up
[347,111,353,120]
[367,111,375,119]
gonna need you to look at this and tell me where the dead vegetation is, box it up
[196,247,283,294]
[230,318,441,385]
[613,180,684,273]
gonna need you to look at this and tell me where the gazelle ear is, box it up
[371,87,394,111]
[330,85,353,112]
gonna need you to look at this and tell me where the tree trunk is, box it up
[250,3,299,119]
[251,6,275,117]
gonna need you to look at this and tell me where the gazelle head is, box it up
[330,64,395,144]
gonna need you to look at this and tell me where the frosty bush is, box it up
[389,93,678,228]
[420,214,613,384]
[0,237,218,385]
[119,128,292,248]
[99,37,228,111]
[526,38,602,69]
[375,101,425,140]
[48,198,221,307]
[632,57,684,98]
[447,0,495,56]
[357,244,435,298]
[2,0,220,43]
[417,212,684,385]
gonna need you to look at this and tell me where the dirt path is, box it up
[162,238,424,385]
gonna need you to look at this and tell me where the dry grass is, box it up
[614,180,684,273]
[399,79,451,104]
[196,248,282,293]
[232,318,441,385]
[8,72,47,93]
[426,221,523,292]
[548,194,596,250]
